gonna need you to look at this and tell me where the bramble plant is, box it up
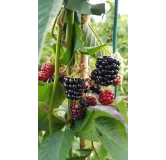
[38,0,128,160]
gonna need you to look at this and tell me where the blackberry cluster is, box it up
[91,56,120,86]
[70,101,86,120]
[63,77,84,100]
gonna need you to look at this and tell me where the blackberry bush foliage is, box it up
[38,1,128,160]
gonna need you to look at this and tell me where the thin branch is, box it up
[39,106,67,124]
[91,141,100,160]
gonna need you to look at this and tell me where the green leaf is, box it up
[67,156,87,160]
[64,0,105,15]
[91,3,105,15]
[59,48,71,65]
[38,83,53,106]
[52,82,66,109]
[74,23,87,52]
[67,149,92,160]
[75,105,126,141]
[113,98,128,123]
[38,82,66,109]
[77,149,93,156]
[71,109,94,133]
[38,132,44,147]
[38,107,65,132]
[38,0,63,56]
[95,117,128,160]
[39,129,74,160]
[92,145,108,160]
[79,44,107,55]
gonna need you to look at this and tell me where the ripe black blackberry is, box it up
[70,101,86,120]
[58,75,64,83]
[63,77,85,100]
[48,76,54,83]
[91,56,120,86]
[80,96,90,108]
[90,84,101,94]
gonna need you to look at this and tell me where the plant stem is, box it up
[69,147,72,158]
[48,9,65,135]
[65,9,75,120]
[80,15,90,150]
[91,141,100,160]
[113,0,119,98]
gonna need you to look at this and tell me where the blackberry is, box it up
[113,75,121,86]
[48,76,54,83]
[90,85,101,94]
[58,75,64,83]
[87,96,97,106]
[98,89,114,105]
[91,56,120,86]
[41,62,54,79]
[63,77,84,100]
[70,101,86,120]
[80,96,90,108]
[38,71,48,82]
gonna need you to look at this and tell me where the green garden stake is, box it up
[113,0,118,98]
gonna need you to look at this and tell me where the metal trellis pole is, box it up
[113,0,118,98]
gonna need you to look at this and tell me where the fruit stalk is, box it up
[48,9,65,135]
[113,0,119,98]
[65,9,75,121]
[80,15,90,150]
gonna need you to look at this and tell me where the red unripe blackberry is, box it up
[70,101,86,120]
[98,90,115,105]
[41,63,54,79]
[38,71,48,82]
[87,96,97,106]
[113,75,121,86]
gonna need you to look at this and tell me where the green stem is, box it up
[48,9,65,135]
[69,147,72,158]
[113,0,119,98]
[65,9,74,120]
[91,141,100,160]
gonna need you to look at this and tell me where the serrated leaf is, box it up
[76,105,126,141]
[92,145,108,160]
[38,0,63,56]
[38,107,65,132]
[79,44,107,55]
[95,117,128,160]
[39,129,74,160]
